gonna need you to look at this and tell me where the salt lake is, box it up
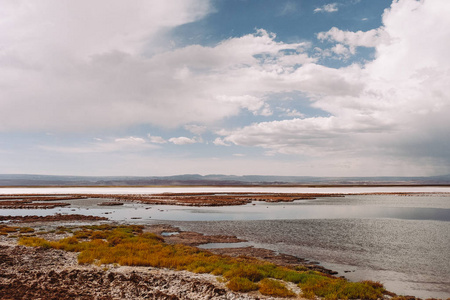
[1,187,449,298]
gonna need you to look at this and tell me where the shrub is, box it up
[19,236,52,249]
[0,225,19,235]
[223,265,265,282]
[227,277,259,292]
[258,278,296,297]
[298,271,385,300]
[19,227,35,233]
[18,224,386,300]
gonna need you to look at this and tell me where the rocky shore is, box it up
[0,224,304,300]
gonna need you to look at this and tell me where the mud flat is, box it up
[0,193,341,207]
[0,214,108,223]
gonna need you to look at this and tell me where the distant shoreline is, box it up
[1,184,450,188]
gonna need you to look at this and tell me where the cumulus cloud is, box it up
[331,44,354,59]
[217,0,450,174]
[314,3,338,13]
[184,124,207,135]
[317,27,389,48]
[169,136,198,145]
[2,0,450,176]
[0,5,313,132]
[279,108,305,118]
[147,135,167,144]
[213,138,230,146]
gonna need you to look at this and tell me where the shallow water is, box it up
[1,186,450,195]
[1,190,449,298]
[174,218,450,299]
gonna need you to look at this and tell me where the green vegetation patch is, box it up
[1,225,35,236]
[227,277,259,292]
[258,278,296,297]
[0,225,19,235]
[18,224,385,299]
[298,272,385,300]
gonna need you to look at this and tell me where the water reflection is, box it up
[1,199,449,222]
[174,218,450,299]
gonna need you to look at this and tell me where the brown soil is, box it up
[0,234,301,300]
[0,243,260,300]
[0,196,87,201]
[150,224,245,246]
[0,193,342,207]
[0,214,108,223]
[108,193,329,206]
[0,200,71,209]
[2,192,444,208]
[98,201,124,206]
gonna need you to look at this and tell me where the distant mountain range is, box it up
[1,174,450,186]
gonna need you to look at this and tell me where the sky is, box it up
[0,0,449,177]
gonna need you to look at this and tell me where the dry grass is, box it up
[258,278,296,297]
[18,224,386,299]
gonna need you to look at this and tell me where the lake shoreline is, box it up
[0,220,399,300]
[1,190,449,299]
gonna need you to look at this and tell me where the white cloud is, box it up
[169,136,198,145]
[217,0,450,174]
[314,3,338,13]
[213,137,230,146]
[184,124,207,135]
[214,95,273,116]
[148,135,167,144]
[2,0,450,176]
[331,44,354,59]
[0,17,312,132]
[280,108,305,118]
[40,136,155,153]
[114,136,146,144]
[317,27,388,48]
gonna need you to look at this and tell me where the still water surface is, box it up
[1,188,449,298]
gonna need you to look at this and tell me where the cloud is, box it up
[40,136,155,153]
[148,135,167,144]
[1,14,312,132]
[114,137,146,144]
[2,0,450,176]
[314,3,338,13]
[213,138,230,146]
[317,27,388,48]
[184,124,207,135]
[330,44,354,59]
[169,136,198,145]
[278,1,298,16]
[279,108,305,118]
[218,0,450,174]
